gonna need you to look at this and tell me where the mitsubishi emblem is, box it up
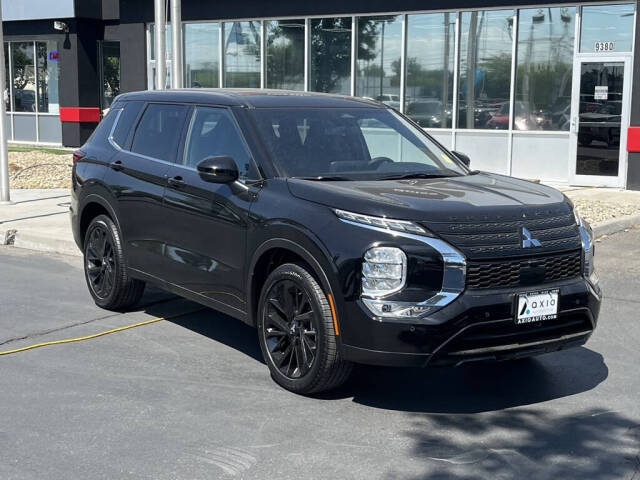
[521,227,541,248]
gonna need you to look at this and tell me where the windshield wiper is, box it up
[293,175,352,181]
[377,172,456,180]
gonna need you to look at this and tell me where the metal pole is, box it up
[170,0,182,88]
[154,0,166,90]
[0,1,11,204]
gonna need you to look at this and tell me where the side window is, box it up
[131,103,188,162]
[183,106,258,182]
[112,100,144,148]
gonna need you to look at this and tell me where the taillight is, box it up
[72,150,85,163]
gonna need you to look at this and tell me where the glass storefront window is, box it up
[580,3,635,53]
[310,17,351,95]
[266,19,305,90]
[224,21,261,88]
[515,7,575,131]
[99,41,119,110]
[11,42,36,112]
[458,10,514,129]
[37,41,60,114]
[356,15,402,108]
[405,13,455,128]
[184,23,219,88]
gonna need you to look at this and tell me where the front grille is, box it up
[466,250,582,289]
[427,210,582,260]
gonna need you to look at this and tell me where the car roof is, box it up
[116,89,385,109]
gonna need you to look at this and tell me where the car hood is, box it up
[286,172,571,223]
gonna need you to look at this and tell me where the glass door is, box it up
[569,56,631,187]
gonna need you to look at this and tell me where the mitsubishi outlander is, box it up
[71,90,602,394]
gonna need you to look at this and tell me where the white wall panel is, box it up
[511,133,570,183]
[454,132,509,174]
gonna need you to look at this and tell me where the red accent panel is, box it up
[627,126,640,152]
[59,107,101,123]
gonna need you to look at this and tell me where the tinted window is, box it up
[183,106,258,182]
[131,103,188,162]
[112,100,144,148]
[86,107,118,144]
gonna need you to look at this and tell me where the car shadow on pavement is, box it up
[165,306,265,364]
[144,296,607,415]
[322,347,608,414]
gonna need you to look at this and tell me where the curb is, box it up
[8,231,81,257]
[592,213,640,238]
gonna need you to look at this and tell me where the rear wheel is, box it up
[83,215,145,310]
[257,263,352,394]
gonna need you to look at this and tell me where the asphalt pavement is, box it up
[1,228,639,479]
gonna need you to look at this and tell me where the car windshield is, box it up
[249,107,467,180]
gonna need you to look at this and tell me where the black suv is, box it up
[71,89,602,394]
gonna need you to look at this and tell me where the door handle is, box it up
[109,160,124,171]
[167,176,186,188]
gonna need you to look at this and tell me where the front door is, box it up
[569,57,632,187]
[161,105,261,316]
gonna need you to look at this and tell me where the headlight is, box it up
[575,209,598,285]
[334,209,429,235]
[361,247,407,297]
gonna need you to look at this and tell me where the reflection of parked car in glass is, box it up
[486,101,550,130]
[375,94,400,110]
[406,100,450,128]
[578,102,621,147]
[14,89,36,112]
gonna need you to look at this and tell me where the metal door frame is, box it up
[568,53,633,187]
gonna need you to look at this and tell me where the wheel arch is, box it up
[247,237,338,328]
[78,193,121,247]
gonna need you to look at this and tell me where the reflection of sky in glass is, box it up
[580,3,635,52]
[407,13,454,70]
[185,24,219,71]
[518,7,574,63]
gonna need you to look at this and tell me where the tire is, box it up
[257,263,353,394]
[83,214,145,311]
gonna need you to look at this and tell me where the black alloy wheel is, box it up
[263,279,318,379]
[85,223,116,299]
[83,215,145,310]
[257,263,352,394]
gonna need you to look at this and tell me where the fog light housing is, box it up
[361,247,407,297]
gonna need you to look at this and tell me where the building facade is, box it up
[4,0,640,189]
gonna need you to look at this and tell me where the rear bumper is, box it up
[339,277,601,367]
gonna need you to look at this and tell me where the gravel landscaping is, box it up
[572,199,640,225]
[8,148,72,189]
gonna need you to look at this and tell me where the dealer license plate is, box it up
[516,289,559,324]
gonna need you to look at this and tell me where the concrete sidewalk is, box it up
[0,189,78,256]
[1,186,640,257]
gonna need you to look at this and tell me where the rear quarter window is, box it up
[112,100,144,148]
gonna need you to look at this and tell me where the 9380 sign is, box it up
[595,41,615,52]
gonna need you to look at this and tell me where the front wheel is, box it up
[83,214,145,310]
[257,263,352,394]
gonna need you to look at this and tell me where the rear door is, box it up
[161,105,261,314]
[105,101,189,278]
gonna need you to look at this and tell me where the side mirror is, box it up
[452,151,471,167]
[197,155,239,184]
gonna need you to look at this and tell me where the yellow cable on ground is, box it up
[0,309,201,357]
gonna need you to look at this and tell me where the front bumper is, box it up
[339,276,601,367]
